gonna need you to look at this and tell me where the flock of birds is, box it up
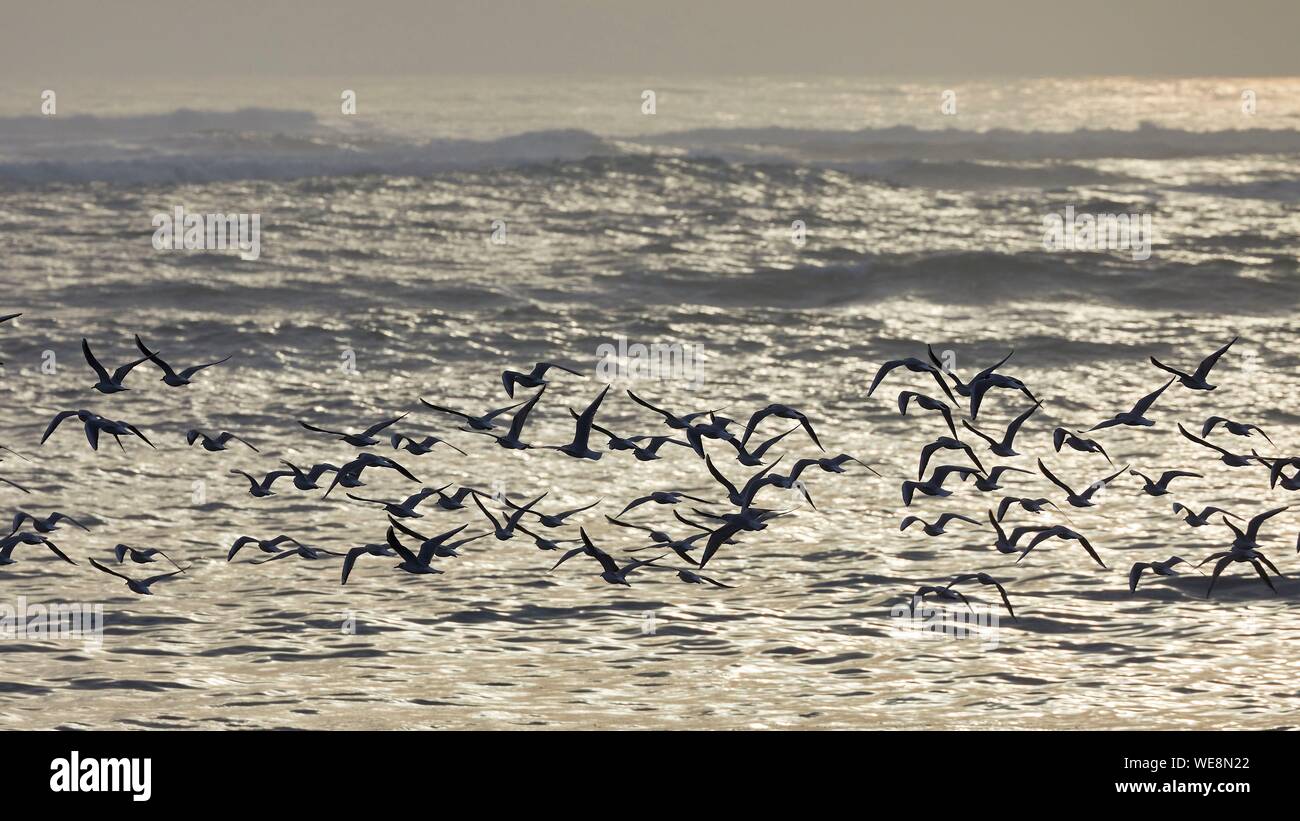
[2,310,1296,624]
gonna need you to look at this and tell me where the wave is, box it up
[3,108,1300,184]
[625,251,1300,313]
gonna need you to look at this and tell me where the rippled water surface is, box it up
[1,77,1299,729]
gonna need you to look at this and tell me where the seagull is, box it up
[466,385,546,450]
[1089,378,1173,430]
[388,519,489,558]
[10,511,89,535]
[186,429,258,452]
[996,496,1062,520]
[472,492,547,540]
[917,436,985,479]
[625,390,721,432]
[341,527,446,584]
[604,515,673,545]
[901,465,982,506]
[506,496,601,528]
[346,487,437,518]
[1129,556,1193,592]
[1171,503,1240,528]
[321,453,420,497]
[679,413,743,456]
[547,385,609,460]
[1128,469,1201,496]
[90,558,186,594]
[961,401,1041,457]
[586,418,691,462]
[758,455,878,510]
[1018,526,1106,568]
[42,409,154,451]
[299,412,409,447]
[0,532,76,565]
[899,512,983,537]
[963,465,1032,492]
[230,469,290,498]
[390,433,466,456]
[740,403,824,452]
[703,455,784,508]
[1222,506,1289,551]
[1200,546,1283,597]
[113,544,179,566]
[0,313,19,324]
[250,545,346,564]
[1201,416,1273,445]
[277,460,341,491]
[432,485,490,511]
[502,361,583,398]
[897,391,957,437]
[911,572,1016,620]
[134,334,231,387]
[1052,428,1112,465]
[549,527,664,586]
[227,534,302,561]
[867,358,957,404]
[673,568,733,588]
[968,374,1037,420]
[1037,458,1129,508]
[617,491,712,518]
[1253,452,1300,490]
[987,510,1050,554]
[1150,337,1236,391]
[418,397,526,431]
[82,338,151,393]
[627,519,718,565]
[925,344,1015,398]
[513,525,583,552]
[1177,424,1254,467]
[723,426,800,466]
[794,453,880,477]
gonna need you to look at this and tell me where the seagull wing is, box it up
[1193,336,1237,380]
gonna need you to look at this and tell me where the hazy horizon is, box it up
[6,1,1299,78]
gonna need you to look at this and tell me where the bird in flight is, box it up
[82,338,151,394]
[1089,378,1173,431]
[187,429,258,452]
[90,558,186,595]
[1128,468,1201,496]
[549,527,665,586]
[1177,423,1254,467]
[961,401,1041,457]
[897,391,957,438]
[1129,556,1193,592]
[1037,458,1129,508]
[299,412,408,447]
[1018,526,1106,569]
[911,572,1017,620]
[1149,337,1236,391]
[1052,428,1112,465]
[501,361,583,398]
[899,512,984,537]
[134,334,231,387]
[1201,416,1272,445]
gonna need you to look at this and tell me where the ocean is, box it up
[1,76,1298,729]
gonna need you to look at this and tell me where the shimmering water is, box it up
[1,77,1299,729]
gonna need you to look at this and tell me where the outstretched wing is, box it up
[1193,336,1237,380]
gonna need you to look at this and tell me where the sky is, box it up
[4,0,1299,78]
